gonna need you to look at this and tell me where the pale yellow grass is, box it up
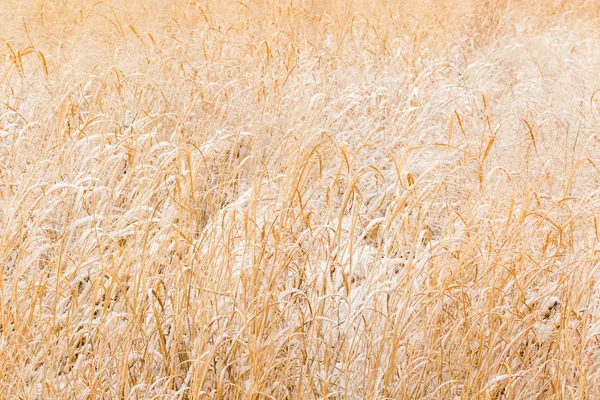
[1,0,600,398]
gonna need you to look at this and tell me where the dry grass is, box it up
[2,0,600,398]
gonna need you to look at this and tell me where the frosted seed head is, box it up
[542,296,561,319]
[124,109,133,130]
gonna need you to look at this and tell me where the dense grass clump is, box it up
[2,0,600,398]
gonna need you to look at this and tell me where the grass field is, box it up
[2,0,600,398]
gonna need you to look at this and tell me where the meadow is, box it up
[2,0,600,398]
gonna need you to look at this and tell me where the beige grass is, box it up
[2,0,600,398]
